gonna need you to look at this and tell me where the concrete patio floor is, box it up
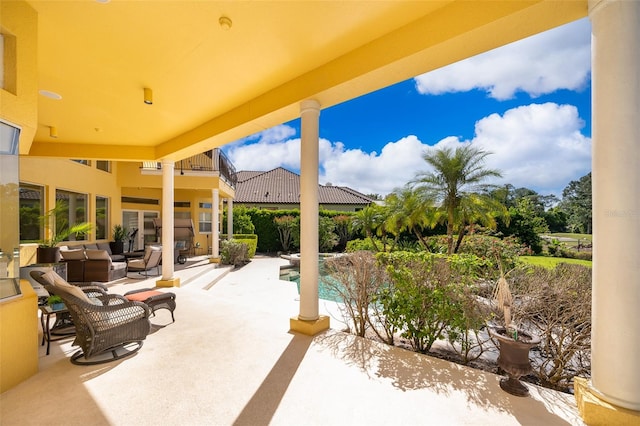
[1,256,584,425]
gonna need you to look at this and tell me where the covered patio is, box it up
[2,1,639,423]
[0,256,583,426]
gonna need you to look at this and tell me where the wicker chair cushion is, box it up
[43,270,93,304]
[60,249,87,260]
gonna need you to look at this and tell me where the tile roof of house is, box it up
[234,167,373,205]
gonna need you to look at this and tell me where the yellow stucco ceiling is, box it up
[21,0,586,162]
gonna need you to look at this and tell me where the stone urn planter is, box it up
[490,327,540,397]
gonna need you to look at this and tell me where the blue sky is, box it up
[224,18,592,198]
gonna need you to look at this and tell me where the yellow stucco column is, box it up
[576,0,640,422]
[290,99,329,335]
[157,159,180,287]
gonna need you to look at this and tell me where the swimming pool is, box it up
[279,264,343,303]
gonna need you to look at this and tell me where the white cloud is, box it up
[225,125,301,171]
[429,103,591,195]
[414,18,591,100]
[320,136,428,195]
[225,104,591,197]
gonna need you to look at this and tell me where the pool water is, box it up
[279,266,343,303]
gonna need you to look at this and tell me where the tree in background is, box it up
[350,205,385,252]
[500,198,549,253]
[414,145,502,254]
[318,216,339,252]
[223,205,255,234]
[561,172,592,234]
[384,186,438,251]
[332,215,353,251]
[452,193,509,253]
[274,215,298,252]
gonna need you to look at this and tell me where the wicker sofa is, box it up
[59,247,127,282]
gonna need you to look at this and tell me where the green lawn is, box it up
[546,232,592,242]
[520,255,592,269]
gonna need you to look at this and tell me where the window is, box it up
[199,202,212,209]
[96,196,108,240]
[199,211,212,233]
[72,159,90,166]
[19,183,44,242]
[55,189,89,242]
[174,201,190,208]
[96,160,111,172]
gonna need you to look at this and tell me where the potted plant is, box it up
[37,201,93,264]
[489,268,540,397]
[109,224,128,255]
[47,295,65,311]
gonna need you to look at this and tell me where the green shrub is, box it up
[346,238,384,252]
[220,239,249,266]
[558,247,592,261]
[376,251,475,354]
[221,234,257,258]
[319,216,339,252]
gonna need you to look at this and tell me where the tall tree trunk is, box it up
[447,207,455,255]
[454,225,467,254]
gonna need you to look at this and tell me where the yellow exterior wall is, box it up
[0,281,38,393]
[0,0,38,152]
[19,157,122,243]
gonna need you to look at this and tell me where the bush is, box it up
[220,239,249,266]
[319,216,339,252]
[346,238,384,252]
[274,215,298,253]
[558,247,592,261]
[324,251,389,338]
[508,263,592,391]
[377,251,478,354]
[221,234,257,258]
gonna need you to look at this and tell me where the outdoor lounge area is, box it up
[0,256,584,425]
[2,1,640,424]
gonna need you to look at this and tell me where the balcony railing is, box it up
[141,148,237,188]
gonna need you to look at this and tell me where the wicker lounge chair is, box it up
[31,270,151,365]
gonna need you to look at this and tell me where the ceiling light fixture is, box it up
[49,126,58,138]
[219,16,232,30]
[143,88,153,105]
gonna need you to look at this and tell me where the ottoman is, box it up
[124,288,176,323]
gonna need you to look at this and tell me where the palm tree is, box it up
[414,145,502,254]
[385,186,440,250]
[452,193,509,253]
[350,205,385,251]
